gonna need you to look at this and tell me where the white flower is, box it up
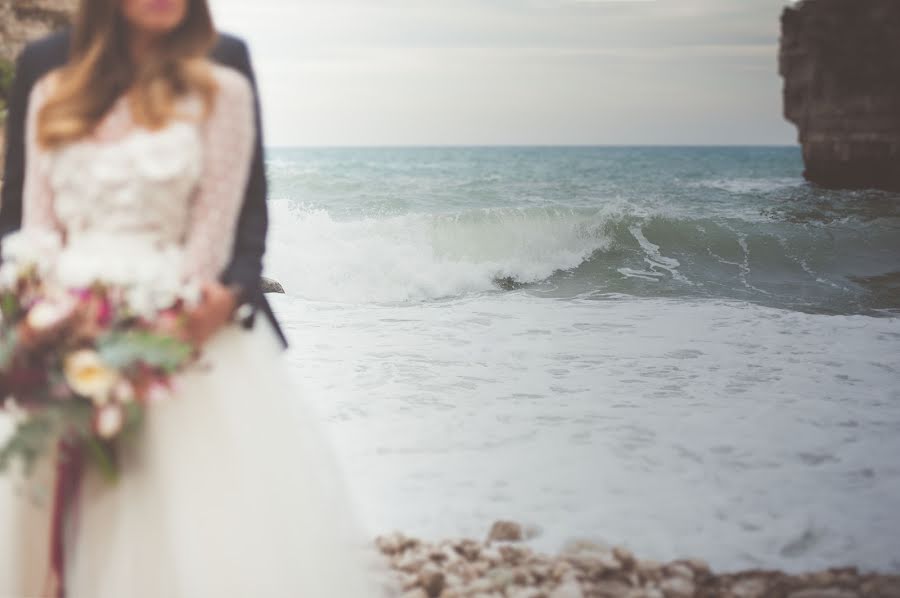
[125,286,156,320]
[181,280,202,309]
[55,251,105,290]
[3,398,27,425]
[25,297,76,332]
[94,404,125,439]
[63,349,118,405]
[0,229,62,275]
[0,263,20,290]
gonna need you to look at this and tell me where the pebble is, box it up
[374,521,900,598]
[488,521,525,543]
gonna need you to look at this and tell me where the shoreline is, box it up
[376,522,900,598]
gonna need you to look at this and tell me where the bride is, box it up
[0,0,383,596]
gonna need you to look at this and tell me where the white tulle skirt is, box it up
[1,319,385,597]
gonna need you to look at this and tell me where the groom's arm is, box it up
[0,47,38,240]
[2,31,71,241]
[213,36,268,312]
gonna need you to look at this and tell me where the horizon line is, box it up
[265,143,799,150]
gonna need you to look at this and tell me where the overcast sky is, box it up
[209,0,798,147]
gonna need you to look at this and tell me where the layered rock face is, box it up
[0,0,75,63]
[780,0,900,191]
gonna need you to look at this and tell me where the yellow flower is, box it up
[63,349,117,404]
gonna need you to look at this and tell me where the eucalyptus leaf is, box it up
[84,436,118,483]
[97,330,192,373]
[0,292,20,322]
[0,329,18,370]
[0,414,58,476]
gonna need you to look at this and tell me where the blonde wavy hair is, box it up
[37,0,219,148]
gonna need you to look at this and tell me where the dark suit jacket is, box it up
[0,28,288,349]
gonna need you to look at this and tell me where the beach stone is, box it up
[788,590,859,598]
[807,571,836,586]
[730,577,769,598]
[551,561,576,581]
[485,566,516,590]
[418,566,445,597]
[395,570,418,589]
[502,545,535,567]
[427,547,451,564]
[261,276,285,293]
[566,549,622,577]
[396,550,428,573]
[664,563,694,581]
[377,532,419,556]
[592,580,634,598]
[467,577,496,594]
[831,569,861,584]
[637,560,663,583]
[549,579,584,598]
[529,563,552,584]
[862,577,900,598]
[562,539,611,554]
[454,539,482,562]
[487,520,524,543]
[683,559,710,577]
[377,526,900,598]
[659,576,695,598]
[512,567,532,585]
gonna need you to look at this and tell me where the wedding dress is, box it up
[0,64,382,597]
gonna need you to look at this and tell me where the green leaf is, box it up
[0,400,123,483]
[0,57,15,107]
[123,401,144,432]
[97,330,193,373]
[0,291,20,322]
[0,414,59,477]
[0,328,18,370]
[84,436,118,484]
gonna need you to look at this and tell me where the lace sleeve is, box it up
[182,67,256,283]
[21,76,63,235]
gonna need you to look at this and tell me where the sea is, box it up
[261,146,900,574]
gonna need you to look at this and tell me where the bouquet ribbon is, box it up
[48,438,83,598]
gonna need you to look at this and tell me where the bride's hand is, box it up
[184,281,238,348]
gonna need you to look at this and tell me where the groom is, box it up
[0,28,288,349]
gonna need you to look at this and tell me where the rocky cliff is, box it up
[0,0,74,64]
[780,0,900,191]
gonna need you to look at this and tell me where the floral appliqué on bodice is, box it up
[19,64,255,311]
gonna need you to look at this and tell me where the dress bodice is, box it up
[48,115,202,247]
[16,64,256,311]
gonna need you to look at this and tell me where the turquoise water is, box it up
[267,146,900,315]
[264,147,900,573]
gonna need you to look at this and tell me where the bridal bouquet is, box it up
[0,230,199,481]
